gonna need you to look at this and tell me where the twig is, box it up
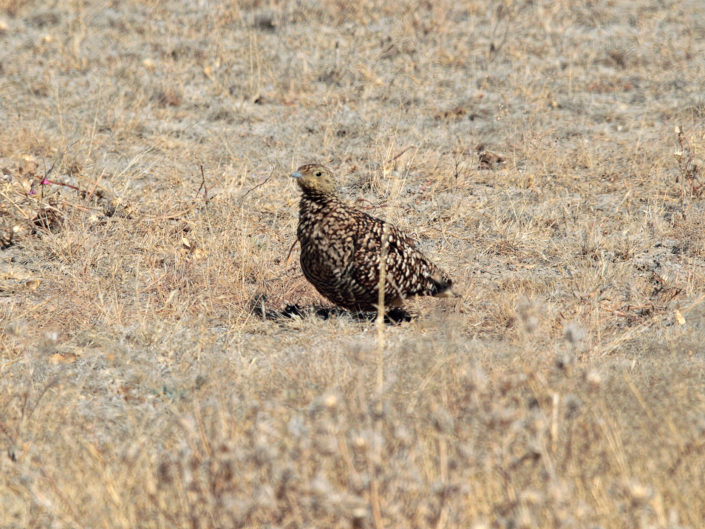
[241,169,274,200]
[61,201,102,213]
[384,146,414,164]
[195,164,210,204]
[369,468,385,529]
[140,203,201,221]
[675,125,703,214]
[376,222,390,379]
[434,436,448,529]
[39,146,70,193]
[369,223,390,529]
[86,168,106,200]
[0,417,15,444]
[680,293,705,315]
[355,198,389,211]
[43,157,58,178]
[0,191,31,219]
[285,239,299,266]
[38,176,82,193]
[23,377,60,424]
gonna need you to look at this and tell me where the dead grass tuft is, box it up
[2,0,705,527]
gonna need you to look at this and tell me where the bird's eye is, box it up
[315,171,322,177]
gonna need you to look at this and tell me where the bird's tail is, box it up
[431,276,460,298]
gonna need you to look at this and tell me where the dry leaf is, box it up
[24,279,41,290]
[49,352,78,364]
[675,310,685,325]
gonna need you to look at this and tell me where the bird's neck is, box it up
[299,190,340,214]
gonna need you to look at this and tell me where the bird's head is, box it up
[290,164,336,195]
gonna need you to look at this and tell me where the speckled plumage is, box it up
[291,164,455,312]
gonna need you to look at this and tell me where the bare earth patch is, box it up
[1,1,705,527]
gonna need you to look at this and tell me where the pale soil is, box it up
[1,1,705,528]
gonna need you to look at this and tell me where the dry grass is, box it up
[1,0,705,527]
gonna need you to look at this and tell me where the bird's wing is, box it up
[345,212,429,301]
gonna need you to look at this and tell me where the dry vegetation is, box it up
[1,0,705,527]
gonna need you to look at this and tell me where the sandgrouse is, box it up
[291,164,456,312]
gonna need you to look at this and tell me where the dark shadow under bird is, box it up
[291,164,457,312]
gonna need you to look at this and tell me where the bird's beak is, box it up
[290,171,303,179]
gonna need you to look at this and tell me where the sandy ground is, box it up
[1,1,705,527]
